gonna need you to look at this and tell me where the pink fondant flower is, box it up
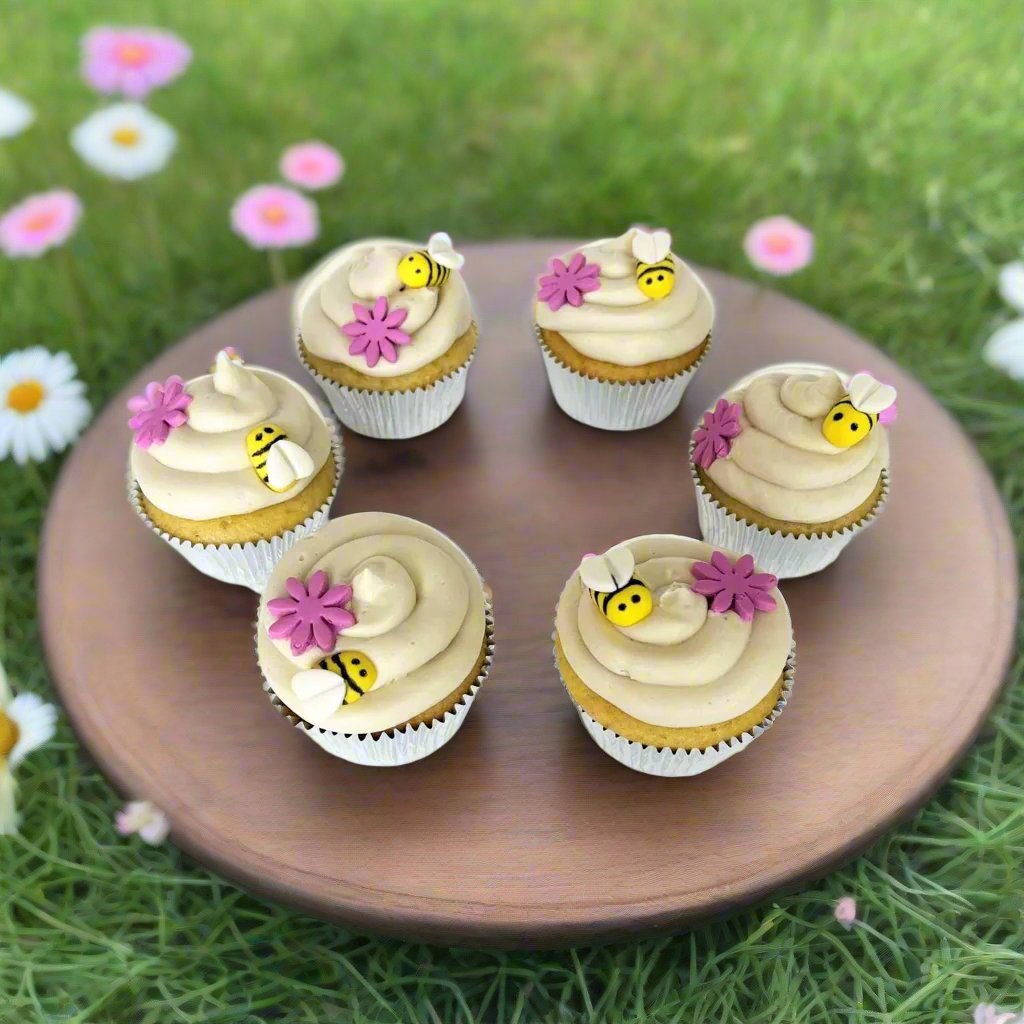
[537,252,601,311]
[127,375,192,449]
[690,551,777,622]
[230,185,319,250]
[0,190,82,258]
[116,800,169,845]
[81,26,191,99]
[743,216,814,276]
[342,296,411,368]
[693,399,742,469]
[833,896,857,930]
[267,571,355,656]
[280,141,345,191]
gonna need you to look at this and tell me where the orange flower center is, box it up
[7,380,45,414]
[262,204,288,225]
[24,211,57,234]
[764,232,794,255]
[116,42,149,67]
[111,126,141,147]
[0,710,18,758]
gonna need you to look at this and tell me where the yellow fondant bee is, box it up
[317,650,378,706]
[245,423,315,493]
[822,372,898,449]
[632,228,675,299]
[579,546,654,628]
[397,231,465,290]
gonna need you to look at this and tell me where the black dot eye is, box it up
[265,427,274,434]
[416,268,422,274]
[851,423,859,431]
[255,432,263,440]
[631,594,641,603]
[359,669,367,678]
[618,603,627,612]
[833,412,843,421]
[657,274,664,281]
[351,658,360,665]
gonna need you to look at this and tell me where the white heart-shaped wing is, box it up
[580,546,636,592]
[632,229,671,265]
[265,439,315,491]
[291,669,347,720]
[847,372,897,415]
[604,545,636,588]
[427,231,465,270]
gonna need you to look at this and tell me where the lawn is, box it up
[1,0,1023,1021]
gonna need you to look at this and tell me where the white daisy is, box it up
[0,87,34,139]
[70,102,176,181]
[0,347,91,464]
[983,318,1024,382]
[998,261,1024,315]
[0,660,58,836]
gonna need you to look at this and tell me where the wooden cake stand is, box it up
[38,242,1017,948]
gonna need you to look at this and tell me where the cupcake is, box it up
[256,512,494,766]
[534,228,713,431]
[690,362,896,578]
[128,349,342,592]
[295,233,477,439]
[555,537,794,777]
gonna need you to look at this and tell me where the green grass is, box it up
[1,0,1023,1020]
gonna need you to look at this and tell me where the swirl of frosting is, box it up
[556,536,791,728]
[534,229,714,366]
[296,238,473,379]
[702,365,890,523]
[130,354,333,520]
[258,512,487,734]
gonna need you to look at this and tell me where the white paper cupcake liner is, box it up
[536,327,710,431]
[689,440,890,579]
[128,427,343,594]
[296,334,474,440]
[563,645,795,777]
[264,606,495,766]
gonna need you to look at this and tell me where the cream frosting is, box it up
[130,356,333,521]
[296,238,473,378]
[556,536,792,728]
[702,365,890,524]
[257,512,487,734]
[534,229,714,366]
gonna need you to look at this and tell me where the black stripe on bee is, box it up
[251,433,288,459]
[593,577,646,612]
[636,259,675,279]
[319,654,364,702]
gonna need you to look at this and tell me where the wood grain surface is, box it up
[38,241,1017,948]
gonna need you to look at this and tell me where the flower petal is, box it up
[734,554,755,577]
[285,577,307,601]
[732,592,755,621]
[322,583,353,607]
[268,613,298,639]
[311,618,336,651]
[307,570,328,598]
[267,596,298,616]
[289,621,313,655]
[371,295,388,320]
[709,590,734,614]
[691,579,723,597]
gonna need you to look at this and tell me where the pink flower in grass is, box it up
[280,141,345,191]
[230,185,319,250]
[82,26,191,99]
[833,896,857,930]
[116,800,169,845]
[973,1006,1021,1024]
[0,190,82,258]
[690,552,777,622]
[693,399,742,469]
[267,571,356,656]
[537,252,601,311]
[743,216,814,276]
[127,375,192,449]
[342,296,411,368]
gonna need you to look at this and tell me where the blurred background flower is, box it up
[116,800,169,845]
[744,215,814,276]
[0,87,34,138]
[81,25,191,99]
[71,102,177,180]
[0,348,91,464]
[280,141,345,191]
[0,189,82,258]
[983,261,1024,381]
[230,184,319,250]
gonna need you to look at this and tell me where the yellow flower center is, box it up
[262,204,288,225]
[765,232,794,255]
[116,42,148,67]
[111,126,141,147]
[0,710,19,758]
[7,380,45,414]
[24,211,57,234]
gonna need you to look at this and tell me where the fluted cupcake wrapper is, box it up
[689,439,891,579]
[536,326,710,432]
[262,605,495,766]
[296,334,474,440]
[563,646,795,778]
[128,426,344,594]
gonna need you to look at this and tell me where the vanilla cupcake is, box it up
[534,228,713,430]
[690,362,895,578]
[555,537,794,776]
[257,512,494,766]
[295,233,478,439]
[128,350,342,591]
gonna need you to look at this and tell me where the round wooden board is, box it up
[39,241,1016,949]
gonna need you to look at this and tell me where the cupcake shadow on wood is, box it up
[127,349,342,592]
[294,233,478,439]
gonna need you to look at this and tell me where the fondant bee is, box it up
[245,423,315,493]
[397,231,465,290]
[317,650,378,706]
[290,651,379,720]
[822,372,898,449]
[632,228,675,300]
[579,546,654,628]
